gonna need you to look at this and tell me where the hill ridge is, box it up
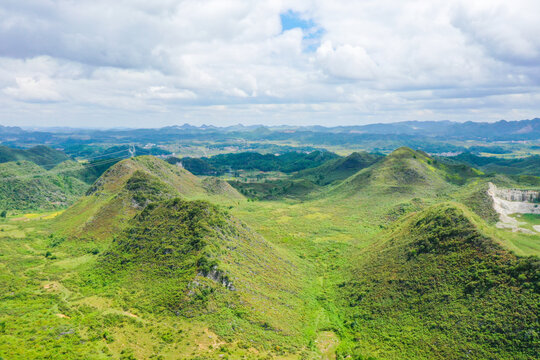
[55,155,242,239]
[337,202,539,359]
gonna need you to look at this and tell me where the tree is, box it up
[0,210,6,218]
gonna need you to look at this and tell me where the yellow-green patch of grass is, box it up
[315,331,339,360]
[0,224,26,238]
[23,213,41,219]
[52,254,94,270]
[42,211,64,220]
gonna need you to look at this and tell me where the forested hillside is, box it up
[0,145,70,169]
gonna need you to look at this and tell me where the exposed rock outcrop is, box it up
[487,182,540,234]
[489,185,539,203]
[198,267,236,291]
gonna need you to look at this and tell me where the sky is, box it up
[1,0,540,128]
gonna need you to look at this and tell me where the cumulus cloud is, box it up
[0,0,539,127]
[3,76,62,102]
[316,41,377,80]
[451,1,540,67]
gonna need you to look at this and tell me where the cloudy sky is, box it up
[1,0,540,128]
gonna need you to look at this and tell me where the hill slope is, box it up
[334,147,483,197]
[92,198,304,336]
[293,151,383,185]
[56,156,242,239]
[338,203,539,359]
[0,145,70,169]
[0,161,89,211]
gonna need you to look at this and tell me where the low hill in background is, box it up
[0,143,124,211]
[0,161,89,211]
[335,147,456,196]
[0,145,70,169]
[449,152,540,177]
[293,151,383,185]
[166,150,339,176]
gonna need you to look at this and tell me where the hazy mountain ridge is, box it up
[2,119,540,149]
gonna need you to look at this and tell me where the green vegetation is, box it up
[230,178,320,200]
[333,147,456,196]
[167,150,339,176]
[337,204,539,359]
[0,155,123,211]
[451,152,540,176]
[0,161,88,210]
[510,213,540,232]
[293,151,383,185]
[0,145,70,169]
[0,144,539,359]
[55,156,242,240]
[60,144,170,160]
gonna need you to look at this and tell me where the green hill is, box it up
[56,156,243,239]
[88,198,306,344]
[2,144,539,359]
[337,203,539,359]
[334,147,483,196]
[0,161,89,211]
[0,145,70,169]
[0,156,127,212]
[167,150,339,176]
[293,151,383,185]
[451,152,540,177]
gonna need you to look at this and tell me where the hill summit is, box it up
[90,197,306,344]
[335,147,482,196]
[294,151,382,185]
[339,203,539,359]
[56,156,242,239]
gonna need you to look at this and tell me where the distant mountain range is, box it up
[1,118,539,150]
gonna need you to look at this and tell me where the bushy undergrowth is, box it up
[338,204,540,359]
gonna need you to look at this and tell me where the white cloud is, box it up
[0,0,540,127]
[138,86,197,100]
[316,41,377,80]
[3,76,62,102]
[450,1,540,66]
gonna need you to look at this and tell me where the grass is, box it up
[0,160,89,211]
[334,203,539,359]
[1,149,539,359]
[0,209,313,359]
[510,213,540,233]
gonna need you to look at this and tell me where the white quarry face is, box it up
[488,182,540,234]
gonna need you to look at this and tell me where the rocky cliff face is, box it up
[490,185,540,203]
[487,182,540,234]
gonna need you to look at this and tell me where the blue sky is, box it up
[1,0,540,128]
[280,10,314,31]
[280,10,323,52]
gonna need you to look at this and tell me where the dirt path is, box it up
[316,331,339,360]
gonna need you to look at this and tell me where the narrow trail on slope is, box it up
[311,255,344,360]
